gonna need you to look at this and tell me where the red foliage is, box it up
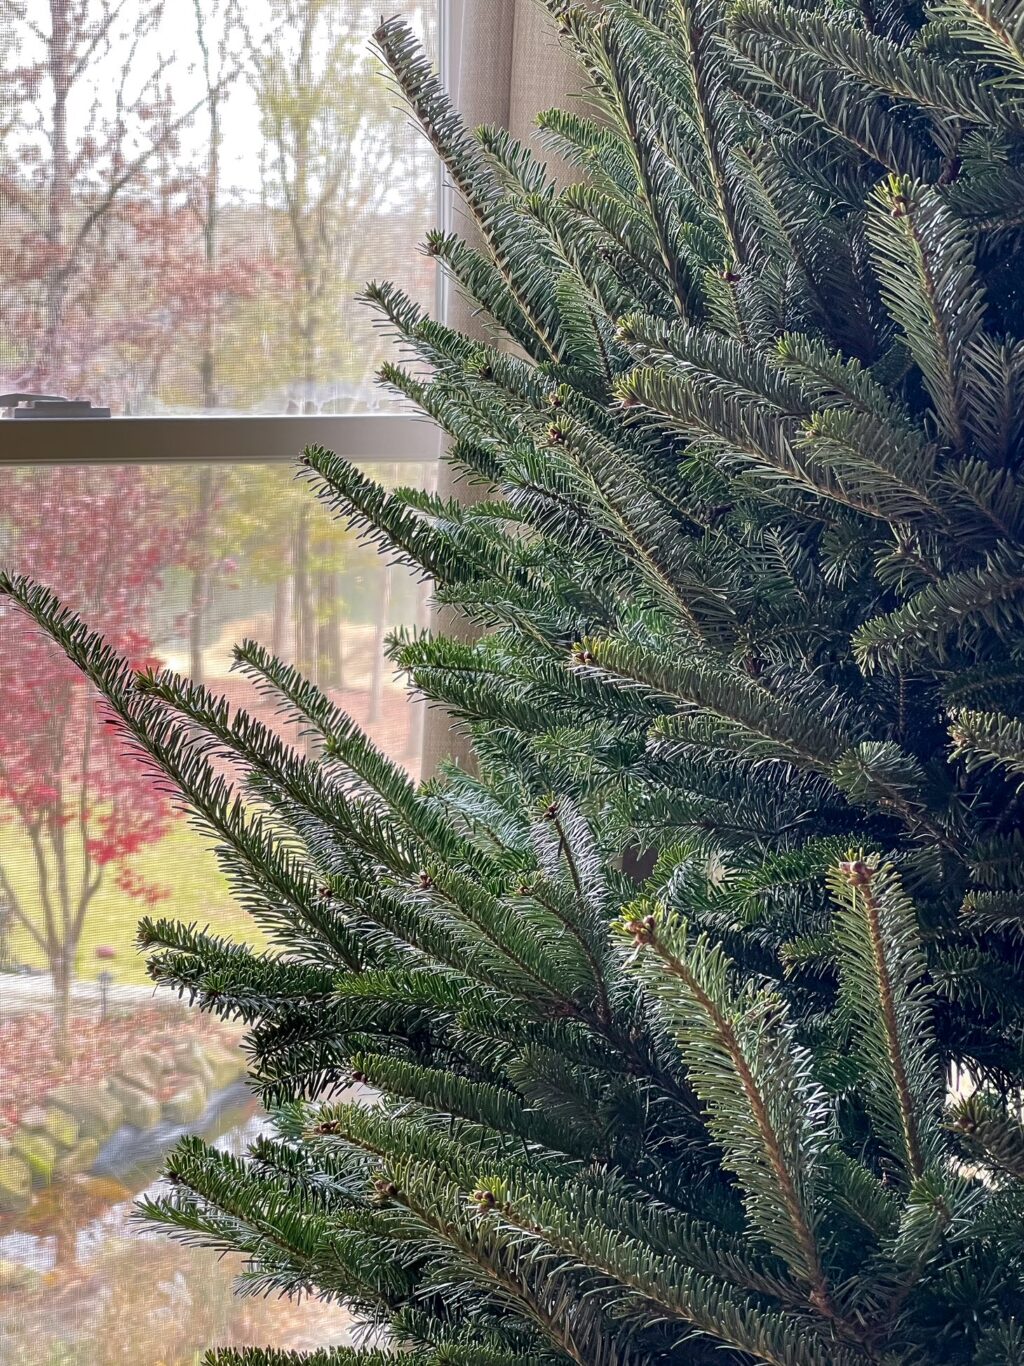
[0,467,183,954]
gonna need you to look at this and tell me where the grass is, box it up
[4,813,264,986]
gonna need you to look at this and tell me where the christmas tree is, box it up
[8,0,1024,1360]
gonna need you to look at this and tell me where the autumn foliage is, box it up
[0,468,181,1055]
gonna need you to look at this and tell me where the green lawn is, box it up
[4,814,265,986]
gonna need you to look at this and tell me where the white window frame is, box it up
[0,414,441,466]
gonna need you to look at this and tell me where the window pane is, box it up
[0,460,431,1360]
[0,1,436,416]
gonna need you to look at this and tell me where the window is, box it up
[0,2,441,1358]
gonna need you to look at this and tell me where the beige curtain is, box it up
[419,0,580,777]
[447,0,579,153]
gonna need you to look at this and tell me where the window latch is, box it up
[1,393,112,419]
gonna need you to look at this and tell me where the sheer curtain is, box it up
[421,0,579,775]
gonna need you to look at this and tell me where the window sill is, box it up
[0,413,441,465]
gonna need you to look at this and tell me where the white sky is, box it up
[6,1,435,202]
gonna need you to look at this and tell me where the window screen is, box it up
[0,0,436,415]
[0,459,431,1359]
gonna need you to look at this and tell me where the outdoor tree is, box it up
[0,0,201,404]
[0,467,179,1061]
[0,1,434,417]
[246,0,426,406]
[184,0,243,684]
[245,0,434,682]
[190,0,245,414]
[214,464,358,691]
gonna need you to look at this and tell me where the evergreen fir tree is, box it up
[9,0,1024,1360]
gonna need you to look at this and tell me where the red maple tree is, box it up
[0,466,182,1062]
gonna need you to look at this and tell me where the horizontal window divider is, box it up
[0,413,442,467]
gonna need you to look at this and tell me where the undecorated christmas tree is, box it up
[8,0,1024,1361]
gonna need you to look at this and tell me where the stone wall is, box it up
[0,1036,247,1215]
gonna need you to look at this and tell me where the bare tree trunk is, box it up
[40,0,73,384]
[316,571,342,688]
[188,466,216,684]
[292,507,313,679]
[0,903,11,971]
[199,135,220,410]
[197,3,223,411]
[52,945,73,1066]
[342,611,352,693]
[368,564,392,724]
[271,574,289,661]
[187,7,226,685]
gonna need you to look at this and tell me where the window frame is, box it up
[0,414,441,466]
